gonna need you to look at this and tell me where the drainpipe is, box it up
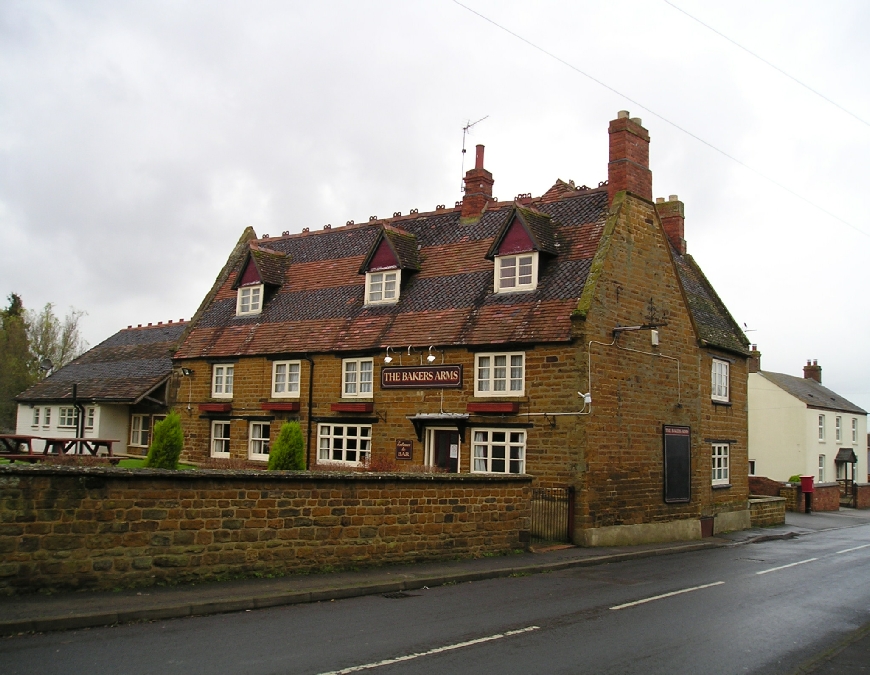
[301,355,315,469]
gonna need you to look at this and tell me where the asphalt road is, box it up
[3,525,870,675]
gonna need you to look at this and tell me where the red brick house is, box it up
[172,111,751,545]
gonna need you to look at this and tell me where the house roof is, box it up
[757,371,867,415]
[16,322,186,404]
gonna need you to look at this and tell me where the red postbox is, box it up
[800,475,814,513]
[800,475,815,493]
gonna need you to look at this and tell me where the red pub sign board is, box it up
[381,365,463,389]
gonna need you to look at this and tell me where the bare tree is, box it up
[27,303,88,375]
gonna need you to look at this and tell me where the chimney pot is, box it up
[656,197,665,203]
[617,110,630,119]
[630,117,642,125]
[669,194,678,201]
[475,144,485,170]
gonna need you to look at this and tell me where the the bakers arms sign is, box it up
[381,365,463,389]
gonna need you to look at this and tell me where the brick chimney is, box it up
[656,195,686,254]
[607,111,652,205]
[461,144,494,220]
[748,345,761,373]
[803,359,822,384]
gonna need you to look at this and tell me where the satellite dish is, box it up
[39,358,53,372]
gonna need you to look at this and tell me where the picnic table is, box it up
[43,437,120,463]
[0,434,45,463]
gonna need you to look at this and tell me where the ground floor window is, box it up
[249,422,271,460]
[211,420,231,458]
[318,424,371,465]
[819,455,825,482]
[59,407,77,428]
[712,443,729,485]
[748,460,756,476]
[85,407,95,429]
[472,429,525,474]
[31,408,40,427]
[130,415,151,447]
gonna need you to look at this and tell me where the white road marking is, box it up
[609,581,725,610]
[835,544,870,555]
[314,625,540,675]
[756,558,818,575]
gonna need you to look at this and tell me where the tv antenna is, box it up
[460,115,489,192]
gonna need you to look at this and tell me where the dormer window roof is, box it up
[487,205,558,294]
[359,227,419,306]
[232,245,288,316]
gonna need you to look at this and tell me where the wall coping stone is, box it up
[749,496,786,503]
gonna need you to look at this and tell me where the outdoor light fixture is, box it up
[426,346,437,363]
[384,347,393,364]
[181,368,193,377]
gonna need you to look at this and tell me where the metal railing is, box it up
[530,486,574,543]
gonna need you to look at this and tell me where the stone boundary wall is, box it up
[749,496,786,527]
[0,466,531,596]
[749,476,786,497]
[780,482,839,512]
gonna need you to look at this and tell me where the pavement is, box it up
[3,508,870,673]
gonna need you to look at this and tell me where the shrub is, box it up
[144,412,184,470]
[787,475,802,484]
[268,421,305,470]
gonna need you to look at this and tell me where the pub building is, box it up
[172,112,752,545]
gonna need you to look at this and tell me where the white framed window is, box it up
[748,460,756,476]
[130,415,151,447]
[818,414,826,441]
[212,364,234,398]
[31,408,40,427]
[59,407,77,428]
[318,424,371,465]
[85,407,95,430]
[211,420,231,458]
[365,271,399,305]
[472,429,525,474]
[837,461,847,480]
[711,359,730,402]
[272,360,301,398]
[342,358,373,398]
[495,252,538,293]
[475,352,525,396]
[819,455,826,482]
[249,422,271,461]
[836,416,842,442]
[712,443,729,485]
[853,418,859,444]
[237,284,263,316]
[43,407,51,427]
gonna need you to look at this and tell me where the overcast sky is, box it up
[1,0,868,412]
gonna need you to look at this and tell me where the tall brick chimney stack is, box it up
[748,345,761,373]
[607,111,652,205]
[656,195,686,254]
[803,359,822,384]
[461,144,494,220]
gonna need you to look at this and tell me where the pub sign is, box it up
[381,365,463,389]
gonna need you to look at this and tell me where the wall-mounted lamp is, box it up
[181,368,194,377]
[384,347,394,364]
[426,346,437,363]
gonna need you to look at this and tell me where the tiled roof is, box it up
[176,190,610,359]
[758,371,867,415]
[16,323,186,403]
[672,252,750,356]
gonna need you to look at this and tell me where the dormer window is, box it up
[237,284,263,316]
[366,271,399,305]
[495,252,538,293]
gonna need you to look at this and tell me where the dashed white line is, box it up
[315,625,540,675]
[756,558,818,575]
[835,544,870,555]
[609,581,725,610]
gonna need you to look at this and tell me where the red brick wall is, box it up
[810,483,840,511]
[0,465,531,596]
[750,476,785,497]
[856,484,870,509]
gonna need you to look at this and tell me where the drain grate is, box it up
[382,591,420,599]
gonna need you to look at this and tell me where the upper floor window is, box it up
[712,443,729,485]
[495,253,538,293]
[237,284,263,316]
[711,359,729,402]
[272,360,301,398]
[212,364,234,398]
[343,358,373,398]
[365,271,399,305]
[818,414,826,441]
[835,416,842,442]
[853,418,859,444]
[59,407,77,428]
[475,352,525,396]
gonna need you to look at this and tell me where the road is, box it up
[3,524,870,674]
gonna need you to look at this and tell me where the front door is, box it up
[433,430,459,473]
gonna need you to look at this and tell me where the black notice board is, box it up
[663,425,691,503]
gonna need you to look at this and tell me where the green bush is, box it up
[268,421,305,471]
[144,412,184,470]
[787,475,802,484]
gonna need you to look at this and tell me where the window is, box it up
[475,352,524,396]
[712,444,729,485]
[853,418,859,444]
[472,429,525,474]
[249,422,270,460]
[85,407,95,430]
[272,360,301,398]
[31,408,40,427]
[836,416,842,442]
[495,253,538,293]
[130,415,151,447]
[748,460,756,476]
[237,284,263,316]
[43,407,51,427]
[818,414,826,441]
[212,364,234,398]
[59,407,77,428]
[342,358,373,398]
[318,424,371,465]
[365,271,399,305]
[211,420,231,458]
[819,455,826,483]
[711,359,729,402]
